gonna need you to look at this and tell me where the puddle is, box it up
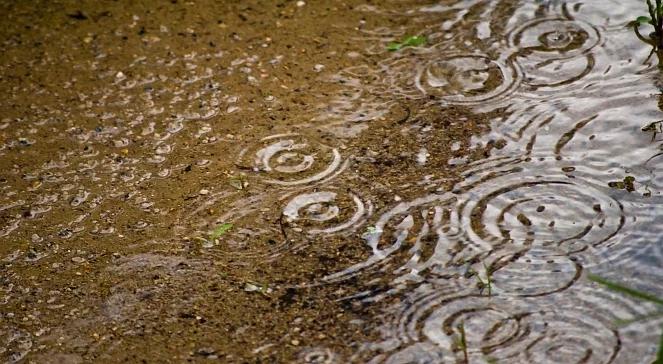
[1,0,662,362]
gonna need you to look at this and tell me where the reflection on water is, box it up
[325,1,663,362]
[1,0,662,362]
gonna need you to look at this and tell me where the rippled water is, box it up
[339,1,663,362]
[1,0,662,362]
[320,1,663,361]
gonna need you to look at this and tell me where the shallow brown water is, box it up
[1,0,662,363]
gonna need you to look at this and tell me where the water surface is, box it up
[0,0,661,363]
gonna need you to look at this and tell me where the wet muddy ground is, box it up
[1,0,662,363]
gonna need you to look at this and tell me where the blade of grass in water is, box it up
[589,273,662,362]
[387,35,427,51]
[587,274,663,306]
[210,223,233,241]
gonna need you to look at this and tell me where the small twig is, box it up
[484,263,493,297]
[635,26,656,47]
[233,163,255,171]
[396,105,411,124]
[457,322,469,364]
[648,0,657,33]
[278,214,288,241]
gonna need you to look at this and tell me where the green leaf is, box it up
[403,35,427,47]
[386,42,402,51]
[588,274,663,306]
[209,223,233,241]
[387,35,427,51]
[637,16,653,25]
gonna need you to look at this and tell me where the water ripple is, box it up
[179,192,291,261]
[368,283,658,364]
[457,176,625,254]
[282,187,372,236]
[414,52,522,105]
[509,17,601,91]
[237,133,348,187]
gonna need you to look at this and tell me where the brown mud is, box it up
[0,1,499,362]
[2,1,662,363]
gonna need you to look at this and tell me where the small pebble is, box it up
[199,189,210,195]
[196,347,216,356]
[71,257,86,263]
[244,283,260,292]
[296,1,305,7]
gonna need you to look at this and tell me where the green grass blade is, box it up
[637,16,653,25]
[402,35,426,47]
[386,42,402,51]
[657,331,663,364]
[649,0,658,26]
[209,223,233,240]
[587,274,663,306]
[386,35,427,51]
[649,0,657,18]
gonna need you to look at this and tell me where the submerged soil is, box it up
[2,0,662,363]
[0,1,499,362]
